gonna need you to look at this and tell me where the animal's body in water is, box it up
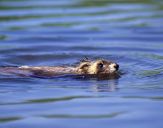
[0,59,120,80]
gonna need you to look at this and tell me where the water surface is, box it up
[0,0,163,128]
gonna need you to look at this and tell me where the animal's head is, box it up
[76,58,119,75]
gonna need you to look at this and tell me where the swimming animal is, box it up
[0,58,119,79]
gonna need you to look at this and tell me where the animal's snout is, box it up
[114,64,119,71]
[108,63,119,73]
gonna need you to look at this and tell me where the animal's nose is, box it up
[114,64,119,71]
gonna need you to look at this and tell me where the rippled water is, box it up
[0,0,163,128]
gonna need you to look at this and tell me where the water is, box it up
[0,0,163,128]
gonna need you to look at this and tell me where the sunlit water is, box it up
[0,0,163,128]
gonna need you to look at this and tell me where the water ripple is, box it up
[40,111,125,119]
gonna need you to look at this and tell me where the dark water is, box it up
[0,0,163,128]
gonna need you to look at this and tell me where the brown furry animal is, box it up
[0,59,119,79]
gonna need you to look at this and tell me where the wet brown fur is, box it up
[0,58,119,79]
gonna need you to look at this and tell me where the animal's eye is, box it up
[98,63,103,68]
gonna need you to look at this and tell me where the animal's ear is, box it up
[77,62,90,73]
[78,62,90,69]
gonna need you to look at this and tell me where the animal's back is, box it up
[0,66,76,77]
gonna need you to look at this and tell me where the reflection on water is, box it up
[0,0,163,128]
[92,79,119,92]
